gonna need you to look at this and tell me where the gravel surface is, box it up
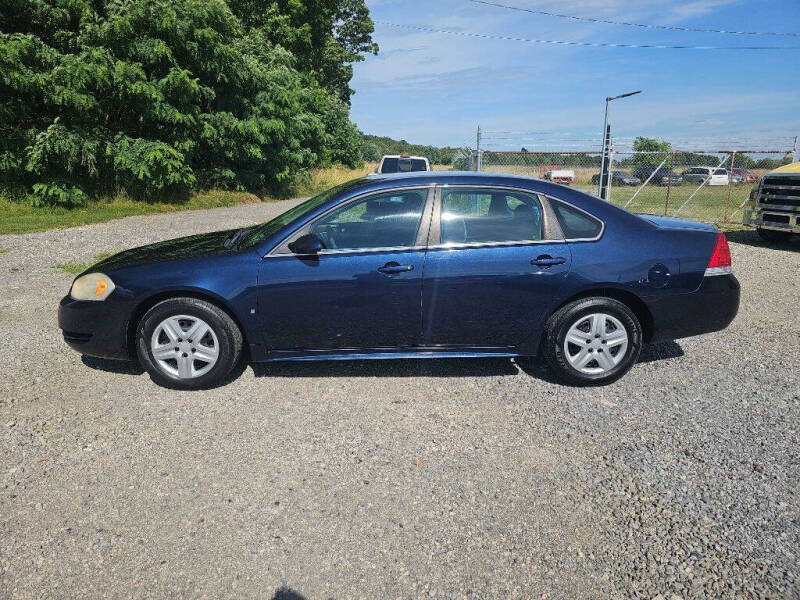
[1,204,798,599]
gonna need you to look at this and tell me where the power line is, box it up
[374,21,800,50]
[469,0,800,38]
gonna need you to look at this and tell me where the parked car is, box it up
[731,168,759,184]
[743,161,800,242]
[682,167,731,186]
[59,172,739,389]
[590,171,641,186]
[543,169,575,185]
[632,166,683,187]
[375,155,430,174]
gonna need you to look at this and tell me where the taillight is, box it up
[705,231,732,276]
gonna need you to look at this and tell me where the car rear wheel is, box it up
[136,297,243,390]
[756,228,793,242]
[543,297,642,386]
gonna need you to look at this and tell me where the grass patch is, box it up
[0,190,262,235]
[0,248,7,254]
[53,252,114,275]
[1,164,459,235]
[53,262,90,275]
[290,163,379,197]
[289,162,455,197]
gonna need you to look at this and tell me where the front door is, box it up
[421,186,572,350]
[257,187,433,351]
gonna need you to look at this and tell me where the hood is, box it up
[91,228,241,273]
[771,162,800,175]
[641,215,717,232]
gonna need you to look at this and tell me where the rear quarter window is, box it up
[551,201,603,240]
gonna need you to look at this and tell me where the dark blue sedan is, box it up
[59,172,739,388]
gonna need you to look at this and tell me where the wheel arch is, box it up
[551,287,654,343]
[126,289,250,359]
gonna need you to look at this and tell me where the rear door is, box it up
[420,186,572,351]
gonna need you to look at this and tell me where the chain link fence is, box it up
[466,149,795,225]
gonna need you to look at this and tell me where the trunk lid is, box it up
[641,215,717,232]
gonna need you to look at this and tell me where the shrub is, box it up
[0,0,377,206]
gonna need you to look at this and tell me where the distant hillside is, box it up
[360,134,461,165]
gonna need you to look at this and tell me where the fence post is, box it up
[663,152,674,216]
[723,151,736,223]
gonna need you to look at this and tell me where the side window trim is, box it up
[267,185,435,257]
[545,195,605,242]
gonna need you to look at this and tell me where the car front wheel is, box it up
[136,297,243,390]
[543,297,642,386]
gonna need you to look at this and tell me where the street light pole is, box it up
[597,90,642,199]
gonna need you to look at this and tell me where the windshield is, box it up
[239,179,367,249]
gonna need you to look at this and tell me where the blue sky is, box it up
[350,0,800,152]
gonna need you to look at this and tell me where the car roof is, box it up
[366,170,540,183]
[380,155,429,160]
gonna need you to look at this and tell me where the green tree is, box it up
[227,0,378,104]
[0,0,371,205]
[631,136,672,167]
[360,142,380,162]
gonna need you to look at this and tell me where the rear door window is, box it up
[440,188,543,244]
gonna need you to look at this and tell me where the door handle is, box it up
[378,262,414,274]
[531,255,567,268]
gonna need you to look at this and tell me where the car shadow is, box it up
[725,229,799,251]
[637,340,684,363]
[252,341,684,381]
[81,355,144,375]
[252,356,520,379]
[80,341,684,386]
[272,588,307,600]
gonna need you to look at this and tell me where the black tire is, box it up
[135,297,243,390]
[756,227,793,243]
[542,297,642,386]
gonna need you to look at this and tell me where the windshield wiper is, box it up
[224,226,257,249]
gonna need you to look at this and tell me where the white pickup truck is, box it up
[375,155,430,174]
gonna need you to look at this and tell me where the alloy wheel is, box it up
[150,315,219,379]
[563,313,629,375]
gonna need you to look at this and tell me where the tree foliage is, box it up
[0,0,375,205]
[631,136,672,167]
[360,133,459,165]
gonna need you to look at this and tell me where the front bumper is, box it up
[58,295,133,360]
[646,274,740,342]
[743,207,800,233]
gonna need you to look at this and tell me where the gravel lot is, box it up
[1,203,798,599]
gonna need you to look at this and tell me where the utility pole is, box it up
[599,123,611,201]
[598,90,642,199]
[476,125,482,171]
[792,136,798,163]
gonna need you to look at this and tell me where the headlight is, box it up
[70,272,115,301]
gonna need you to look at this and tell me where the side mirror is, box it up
[288,233,324,255]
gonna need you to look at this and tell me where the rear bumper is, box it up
[646,274,740,342]
[58,295,133,360]
[743,207,800,233]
